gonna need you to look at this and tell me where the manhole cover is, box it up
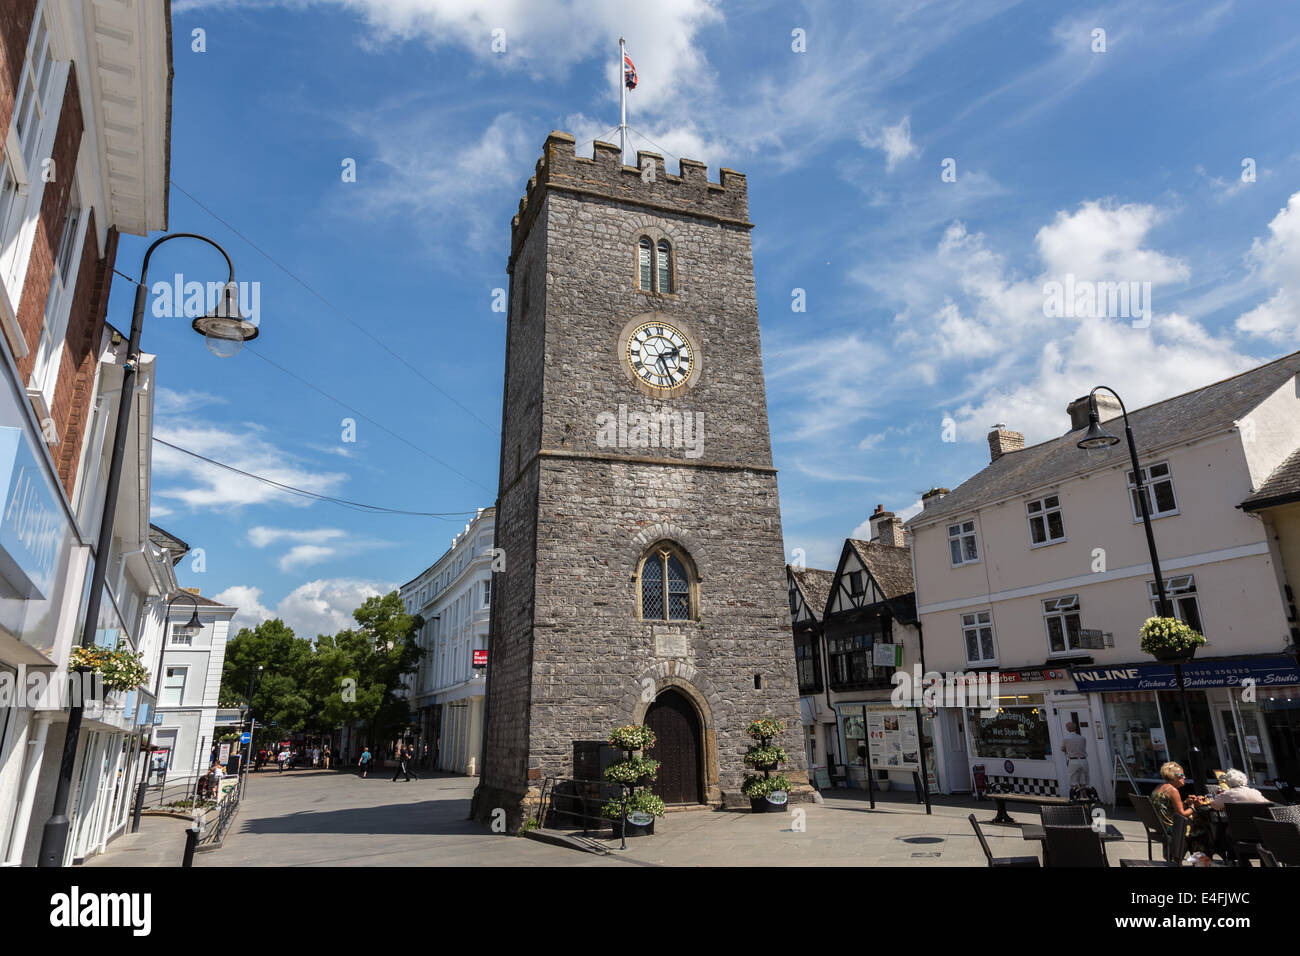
[910,851,943,858]
[899,836,945,844]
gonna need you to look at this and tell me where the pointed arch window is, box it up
[636,236,675,293]
[638,543,697,621]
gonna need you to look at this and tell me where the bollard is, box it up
[182,822,200,868]
[130,780,147,833]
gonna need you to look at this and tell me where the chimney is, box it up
[1067,392,1122,431]
[921,487,950,510]
[868,505,892,541]
[873,514,905,548]
[988,424,1025,463]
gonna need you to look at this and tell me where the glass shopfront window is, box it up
[969,695,1052,760]
[1104,692,1168,781]
[842,707,867,767]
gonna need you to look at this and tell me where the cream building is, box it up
[908,351,1300,800]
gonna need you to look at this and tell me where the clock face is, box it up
[625,321,694,390]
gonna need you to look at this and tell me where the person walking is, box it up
[322,745,331,770]
[407,745,420,781]
[359,746,372,778]
[391,746,412,782]
[1061,721,1091,795]
[277,748,288,773]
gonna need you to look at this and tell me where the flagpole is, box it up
[619,36,627,165]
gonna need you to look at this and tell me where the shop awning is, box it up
[1071,655,1299,692]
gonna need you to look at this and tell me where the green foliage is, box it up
[517,818,540,835]
[219,591,423,747]
[609,725,656,751]
[1139,616,1206,657]
[601,788,667,819]
[743,745,788,770]
[69,645,148,691]
[742,774,793,799]
[746,718,784,742]
[603,757,660,785]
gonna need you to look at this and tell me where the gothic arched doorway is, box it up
[645,689,703,805]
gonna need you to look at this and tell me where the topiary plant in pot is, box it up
[600,724,664,836]
[742,717,791,812]
[1139,616,1206,662]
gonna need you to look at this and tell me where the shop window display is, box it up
[969,696,1052,761]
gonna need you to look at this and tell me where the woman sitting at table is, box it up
[1209,769,1271,809]
[1151,761,1211,855]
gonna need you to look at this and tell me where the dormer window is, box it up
[636,236,674,293]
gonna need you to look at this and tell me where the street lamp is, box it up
[1076,385,1206,794]
[39,233,258,867]
[130,591,204,833]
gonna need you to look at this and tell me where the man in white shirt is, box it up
[1062,721,1090,789]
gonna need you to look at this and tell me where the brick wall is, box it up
[0,0,38,135]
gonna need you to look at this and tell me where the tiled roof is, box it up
[1243,447,1300,510]
[788,566,835,620]
[846,539,918,622]
[910,349,1300,526]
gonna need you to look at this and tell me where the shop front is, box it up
[955,669,1076,797]
[1072,655,1300,795]
[835,701,938,792]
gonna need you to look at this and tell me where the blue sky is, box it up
[133,0,1300,637]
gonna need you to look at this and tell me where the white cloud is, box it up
[156,388,228,415]
[213,578,393,640]
[1035,200,1190,284]
[858,116,917,172]
[1235,191,1300,343]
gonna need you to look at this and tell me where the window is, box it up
[1149,575,1203,634]
[794,634,821,693]
[638,543,695,621]
[827,621,892,689]
[636,236,674,293]
[482,578,491,608]
[169,624,194,646]
[32,177,86,403]
[969,696,1052,760]
[1043,595,1082,654]
[850,570,865,596]
[14,8,57,168]
[1026,494,1065,546]
[1128,461,1178,520]
[948,520,979,566]
[160,667,187,707]
[961,610,996,665]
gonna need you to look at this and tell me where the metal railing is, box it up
[137,774,215,812]
[537,777,622,835]
[197,777,242,849]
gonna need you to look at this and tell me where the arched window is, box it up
[657,239,673,293]
[638,237,653,290]
[636,236,675,293]
[638,543,696,621]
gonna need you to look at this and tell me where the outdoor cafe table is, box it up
[1021,823,1125,844]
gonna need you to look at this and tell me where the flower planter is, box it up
[1151,645,1198,663]
[611,816,655,838]
[750,797,774,813]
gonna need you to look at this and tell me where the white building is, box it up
[152,590,238,780]
[907,352,1300,801]
[400,507,494,774]
[0,0,171,865]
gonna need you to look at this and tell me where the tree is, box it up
[220,619,314,744]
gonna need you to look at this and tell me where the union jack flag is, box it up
[624,51,637,90]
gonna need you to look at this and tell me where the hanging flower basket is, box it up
[608,725,656,752]
[746,718,784,742]
[68,645,147,692]
[1139,617,1205,662]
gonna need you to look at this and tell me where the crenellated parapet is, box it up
[509,130,751,263]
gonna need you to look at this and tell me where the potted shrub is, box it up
[742,717,791,812]
[600,724,665,837]
[1139,616,1206,662]
[68,645,148,692]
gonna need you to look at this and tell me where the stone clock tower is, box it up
[472,132,807,826]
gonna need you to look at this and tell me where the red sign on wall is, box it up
[472,649,488,668]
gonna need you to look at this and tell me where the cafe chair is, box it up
[1128,793,1167,861]
[1268,804,1300,825]
[1042,804,1089,827]
[1043,824,1108,867]
[1224,802,1273,866]
[969,814,1039,868]
[1257,844,1281,868]
[1254,818,1300,867]
[1121,815,1187,867]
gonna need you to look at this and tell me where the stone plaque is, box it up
[654,633,688,658]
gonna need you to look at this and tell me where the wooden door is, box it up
[645,690,702,804]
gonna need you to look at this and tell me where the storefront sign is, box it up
[0,426,65,599]
[873,643,901,667]
[957,668,1069,684]
[472,649,488,668]
[1071,656,1300,692]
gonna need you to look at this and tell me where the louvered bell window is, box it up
[657,239,672,292]
[639,237,653,290]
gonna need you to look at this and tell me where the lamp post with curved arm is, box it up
[1077,385,1206,794]
[38,233,258,866]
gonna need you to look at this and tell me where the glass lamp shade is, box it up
[192,282,258,357]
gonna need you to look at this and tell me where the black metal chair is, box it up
[1268,804,1300,825]
[1254,818,1300,866]
[1257,844,1281,868]
[1128,793,1166,861]
[1043,824,1108,867]
[1042,804,1089,827]
[1223,802,1273,865]
[969,813,1039,867]
[1121,814,1187,867]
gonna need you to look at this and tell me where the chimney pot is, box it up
[921,488,950,510]
[1067,393,1122,431]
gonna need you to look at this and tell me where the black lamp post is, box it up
[39,233,257,867]
[1077,385,1206,794]
[130,591,204,833]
